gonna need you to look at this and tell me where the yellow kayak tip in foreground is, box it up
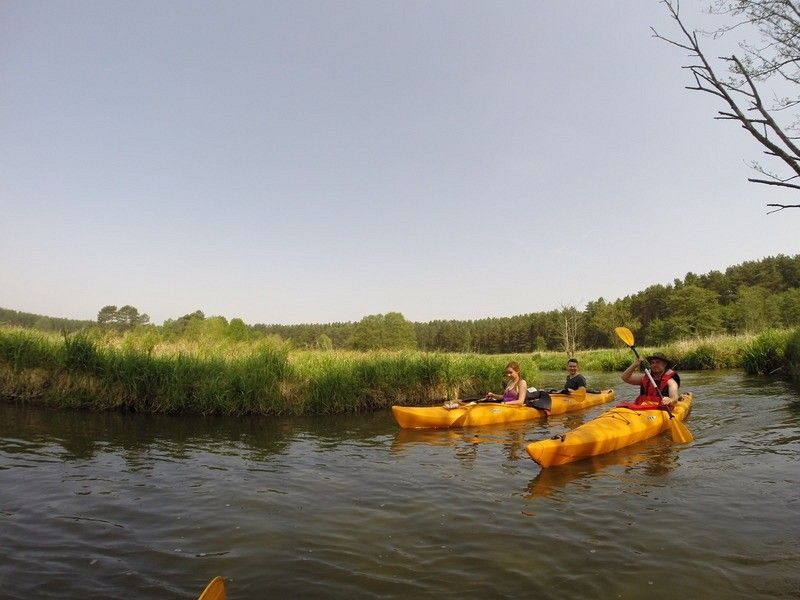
[197,576,226,600]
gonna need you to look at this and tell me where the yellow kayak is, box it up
[391,389,615,429]
[526,393,693,467]
[197,577,226,600]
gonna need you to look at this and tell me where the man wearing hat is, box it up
[621,352,680,407]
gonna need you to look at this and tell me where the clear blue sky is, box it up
[1,1,798,325]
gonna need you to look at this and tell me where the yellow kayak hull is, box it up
[391,389,615,429]
[526,393,693,467]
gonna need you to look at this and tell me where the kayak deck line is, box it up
[526,393,693,467]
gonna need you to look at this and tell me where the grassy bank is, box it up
[0,328,538,415]
[536,330,799,376]
[1,327,797,415]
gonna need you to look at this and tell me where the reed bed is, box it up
[1,326,796,415]
[0,328,538,415]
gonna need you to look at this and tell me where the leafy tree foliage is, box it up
[353,312,417,351]
[96,305,150,329]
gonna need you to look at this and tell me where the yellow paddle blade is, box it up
[197,577,226,600]
[669,417,694,444]
[614,326,635,347]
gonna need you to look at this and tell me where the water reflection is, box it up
[390,422,544,467]
[0,404,297,463]
[524,437,679,499]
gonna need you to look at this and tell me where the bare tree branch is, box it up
[657,0,800,212]
[748,177,800,189]
[766,202,800,213]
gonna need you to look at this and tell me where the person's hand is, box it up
[660,397,675,407]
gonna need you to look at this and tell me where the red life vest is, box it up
[634,369,677,405]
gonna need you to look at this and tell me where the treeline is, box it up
[256,254,800,352]
[2,254,799,354]
[0,307,93,333]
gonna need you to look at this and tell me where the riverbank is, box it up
[1,327,797,414]
[0,328,539,415]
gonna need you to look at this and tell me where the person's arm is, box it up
[515,379,528,404]
[622,359,644,385]
[662,378,680,406]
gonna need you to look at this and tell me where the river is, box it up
[1,371,798,599]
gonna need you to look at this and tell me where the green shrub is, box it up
[742,329,790,375]
[783,328,800,382]
[0,329,60,371]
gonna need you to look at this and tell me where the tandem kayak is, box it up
[391,389,615,429]
[526,392,693,467]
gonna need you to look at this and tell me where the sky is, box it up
[1,1,798,326]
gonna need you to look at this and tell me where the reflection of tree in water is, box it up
[291,410,396,451]
[0,403,297,465]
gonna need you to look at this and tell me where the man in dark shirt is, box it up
[563,358,587,391]
[525,358,588,409]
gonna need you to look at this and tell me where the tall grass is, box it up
[784,329,800,383]
[0,328,538,415]
[739,329,792,375]
[2,326,797,415]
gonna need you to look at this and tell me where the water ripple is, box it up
[1,376,799,599]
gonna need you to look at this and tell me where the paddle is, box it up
[197,576,226,600]
[442,395,492,410]
[614,326,693,443]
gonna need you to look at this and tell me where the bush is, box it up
[742,329,790,375]
[783,328,800,383]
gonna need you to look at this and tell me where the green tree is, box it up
[97,305,118,326]
[315,333,333,350]
[97,305,149,329]
[729,286,781,332]
[586,298,640,348]
[779,288,800,327]
[227,318,250,341]
[665,285,725,338]
[352,312,417,350]
[116,305,150,328]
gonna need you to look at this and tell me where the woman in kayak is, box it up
[621,352,680,407]
[485,362,528,405]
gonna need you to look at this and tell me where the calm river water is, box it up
[1,371,798,599]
